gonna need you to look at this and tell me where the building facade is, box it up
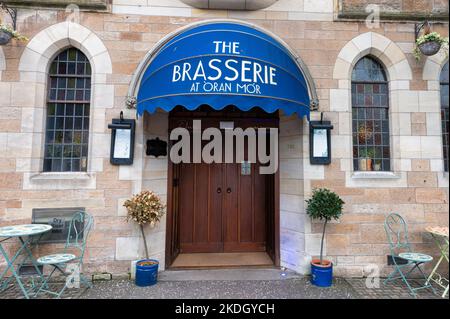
[0,0,448,277]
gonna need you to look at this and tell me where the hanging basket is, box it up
[418,40,442,56]
[0,30,12,45]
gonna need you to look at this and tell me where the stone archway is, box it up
[128,20,313,273]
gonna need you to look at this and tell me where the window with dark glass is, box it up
[351,56,390,172]
[43,48,91,172]
[441,62,449,172]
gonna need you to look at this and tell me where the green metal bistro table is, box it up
[425,226,449,298]
[0,224,52,299]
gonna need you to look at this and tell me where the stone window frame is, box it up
[440,62,449,172]
[0,47,5,80]
[423,51,449,186]
[17,21,113,190]
[43,48,92,173]
[332,32,413,188]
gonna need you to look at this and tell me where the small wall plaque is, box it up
[146,138,168,157]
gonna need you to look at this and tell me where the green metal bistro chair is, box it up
[34,211,93,298]
[384,213,436,297]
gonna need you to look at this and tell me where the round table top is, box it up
[426,226,449,238]
[0,224,52,238]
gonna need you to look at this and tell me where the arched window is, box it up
[441,62,449,172]
[43,48,91,172]
[351,56,390,171]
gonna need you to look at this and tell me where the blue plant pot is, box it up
[135,259,159,287]
[311,260,333,287]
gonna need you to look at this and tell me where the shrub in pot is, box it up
[0,21,28,45]
[413,31,449,61]
[306,188,344,287]
[123,190,165,287]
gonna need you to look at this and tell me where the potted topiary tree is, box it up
[306,188,344,287]
[123,190,165,287]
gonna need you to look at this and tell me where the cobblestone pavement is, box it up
[0,275,447,299]
[347,278,444,299]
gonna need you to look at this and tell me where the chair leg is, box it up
[80,274,92,289]
[54,264,93,297]
[54,264,73,299]
[384,267,399,284]
[416,263,437,295]
[397,266,418,298]
[35,264,71,299]
[34,266,57,298]
[384,264,418,298]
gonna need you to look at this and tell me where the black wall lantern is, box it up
[108,111,135,165]
[309,113,333,165]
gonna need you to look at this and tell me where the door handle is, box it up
[227,188,232,194]
[217,187,222,194]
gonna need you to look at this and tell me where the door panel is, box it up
[223,162,266,252]
[179,162,223,253]
[171,107,278,258]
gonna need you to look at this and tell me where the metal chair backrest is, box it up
[384,213,411,255]
[64,211,93,262]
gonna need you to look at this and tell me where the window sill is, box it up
[30,172,94,181]
[351,171,400,179]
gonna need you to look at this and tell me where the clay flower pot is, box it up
[359,158,373,171]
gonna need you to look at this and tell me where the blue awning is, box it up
[137,22,311,118]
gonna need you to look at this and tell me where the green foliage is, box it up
[0,24,28,42]
[413,32,449,61]
[306,188,344,222]
[306,188,345,264]
[359,148,375,159]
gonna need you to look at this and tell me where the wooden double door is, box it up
[167,106,279,262]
